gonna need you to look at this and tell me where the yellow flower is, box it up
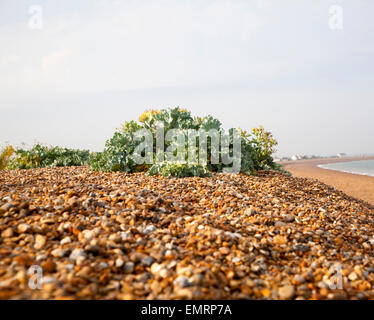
[138,109,161,123]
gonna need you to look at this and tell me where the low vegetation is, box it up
[6,144,91,169]
[1,108,287,177]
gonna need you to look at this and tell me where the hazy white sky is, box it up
[0,0,373,157]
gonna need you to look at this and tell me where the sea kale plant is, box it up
[91,107,283,177]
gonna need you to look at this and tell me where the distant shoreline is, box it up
[281,156,374,205]
[279,155,374,167]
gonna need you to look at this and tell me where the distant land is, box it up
[275,153,374,162]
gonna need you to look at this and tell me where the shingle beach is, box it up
[1,167,373,299]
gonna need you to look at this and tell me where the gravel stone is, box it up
[69,248,87,261]
[278,285,295,299]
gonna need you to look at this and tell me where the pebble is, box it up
[232,257,241,264]
[174,276,192,288]
[1,228,14,238]
[141,256,155,267]
[65,264,74,271]
[150,263,162,275]
[109,233,121,243]
[143,225,156,235]
[98,262,109,270]
[274,221,287,227]
[76,256,86,265]
[35,253,47,262]
[273,235,287,245]
[82,230,95,241]
[219,247,230,255]
[278,285,295,299]
[85,244,99,255]
[34,235,47,249]
[51,248,67,258]
[60,237,72,245]
[115,258,124,268]
[120,231,132,241]
[124,262,135,274]
[69,248,87,261]
[17,224,31,234]
[348,272,358,281]
[293,275,306,284]
[284,214,295,222]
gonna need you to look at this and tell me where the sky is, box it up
[0,0,373,157]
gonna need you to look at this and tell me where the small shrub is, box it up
[249,125,278,171]
[7,144,91,169]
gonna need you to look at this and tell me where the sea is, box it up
[318,159,374,177]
